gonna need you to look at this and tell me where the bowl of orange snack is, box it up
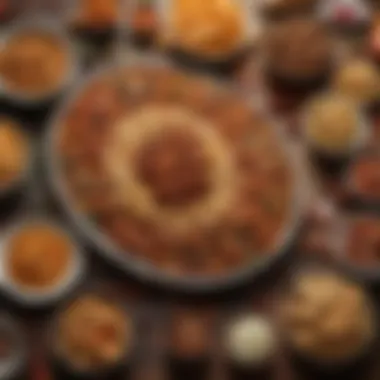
[51,293,135,379]
[69,0,127,42]
[0,17,78,107]
[158,0,259,69]
[0,219,86,307]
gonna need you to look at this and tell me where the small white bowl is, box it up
[0,15,80,107]
[0,218,86,308]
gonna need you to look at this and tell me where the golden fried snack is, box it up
[168,0,245,56]
[8,225,73,289]
[0,32,69,95]
[56,295,133,370]
[281,272,375,362]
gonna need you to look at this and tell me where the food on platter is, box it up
[348,153,380,200]
[265,18,333,89]
[0,120,28,188]
[56,66,295,278]
[346,216,380,268]
[304,93,365,154]
[72,0,121,27]
[0,30,70,97]
[333,59,380,105]
[164,0,246,57]
[55,295,133,371]
[223,314,277,370]
[6,223,74,290]
[261,0,317,19]
[280,270,375,363]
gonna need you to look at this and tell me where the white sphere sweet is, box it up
[224,315,276,366]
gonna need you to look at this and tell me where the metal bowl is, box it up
[0,15,80,108]
[45,53,303,294]
[0,216,87,308]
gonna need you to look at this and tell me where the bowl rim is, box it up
[45,53,304,294]
[0,216,87,306]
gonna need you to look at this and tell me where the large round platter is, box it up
[46,54,303,294]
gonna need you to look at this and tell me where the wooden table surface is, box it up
[2,1,380,380]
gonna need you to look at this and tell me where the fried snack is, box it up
[74,0,120,26]
[305,94,361,153]
[0,121,28,186]
[281,272,375,362]
[56,295,132,370]
[333,59,380,105]
[169,0,245,56]
[8,224,72,289]
[0,32,69,96]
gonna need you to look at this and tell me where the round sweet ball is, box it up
[224,314,277,367]
[333,59,380,105]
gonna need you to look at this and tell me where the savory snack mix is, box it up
[304,93,364,154]
[165,0,245,57]
[265,18,333,89]
[280,271,375,363]
[0,31,70,97]
[6,223,73,290]
[57,66,295,278]
[55,295,133,371]
[333,58,380,105]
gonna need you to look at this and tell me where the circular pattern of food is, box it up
[56,66,295,278]
[280,271,375,362]
[0,120,28,187]
[0,30,70,96]
[55,295,133,370]
[6,223,74,290]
